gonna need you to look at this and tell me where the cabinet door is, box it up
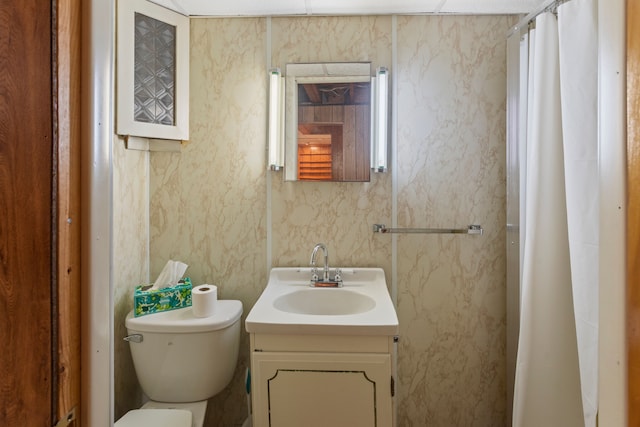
[251,352,392,427]
[116,0,189,140]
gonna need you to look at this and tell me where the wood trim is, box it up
[628,0,640,424]
[56,0,82,423]
[0,1,54,424]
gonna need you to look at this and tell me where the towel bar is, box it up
[372,224,483,235]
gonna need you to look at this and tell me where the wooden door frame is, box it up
[0,0,80,423]
[55,0,82,423]
[0,2,54,424]
[628,0,640,425]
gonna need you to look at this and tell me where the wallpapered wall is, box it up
[114,14,511,426]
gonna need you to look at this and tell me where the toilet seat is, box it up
[115,409,192,427]
[142,400,208,427]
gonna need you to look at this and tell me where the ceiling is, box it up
[150,0,548,17]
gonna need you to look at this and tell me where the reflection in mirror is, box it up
[297,82,371,181]
[284,63,372,182]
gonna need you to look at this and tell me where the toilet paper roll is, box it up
[192,284,218,318]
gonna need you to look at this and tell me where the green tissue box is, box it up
[134,277,192,317]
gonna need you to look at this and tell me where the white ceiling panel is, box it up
[150,0,306,16]
[149,0,548,17]
[439,0,545,14]
[304,0,444,15]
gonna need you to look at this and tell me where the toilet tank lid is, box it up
[126,300,243,333]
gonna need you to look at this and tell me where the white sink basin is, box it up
[245,267,398,336]
[273,288,376,315]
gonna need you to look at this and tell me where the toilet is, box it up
[116,300,243,427]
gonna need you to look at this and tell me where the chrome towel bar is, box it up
[372,224,483,235]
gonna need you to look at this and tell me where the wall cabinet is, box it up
[250,334,395,427]
[116,0,189,141]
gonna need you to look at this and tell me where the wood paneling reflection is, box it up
[299,105,370,182]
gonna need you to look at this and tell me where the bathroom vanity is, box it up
[246,268,399,427]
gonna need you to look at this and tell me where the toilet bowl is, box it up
[116,300,243,427]
[115,408,192,427]
[140,401,207,427]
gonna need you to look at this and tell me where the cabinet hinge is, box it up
[391,376,395,397]
[53,407,76,427]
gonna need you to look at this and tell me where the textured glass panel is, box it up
[134,13,176,125]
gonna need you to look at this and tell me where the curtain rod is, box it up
[507,0,573,37]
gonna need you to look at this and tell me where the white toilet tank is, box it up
[125,300,243,403]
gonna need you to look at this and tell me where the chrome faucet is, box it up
[310,243,329,281]
[309,243,342,287]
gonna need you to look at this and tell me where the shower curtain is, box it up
[512,1,598,426]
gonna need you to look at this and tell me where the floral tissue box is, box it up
[133,277,192,317]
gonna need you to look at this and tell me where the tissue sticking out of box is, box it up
[151,260,188,290]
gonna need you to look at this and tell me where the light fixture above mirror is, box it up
[268,68,285,170]
[371,67,389,173]
[267,62,389,181]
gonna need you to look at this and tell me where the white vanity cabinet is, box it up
[250,334,396,427]
[246,268,399,427]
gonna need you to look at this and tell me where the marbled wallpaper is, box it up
[395,15,510,426]
[112,136,149,420]
[113,13,512,427]
[150,18,269,427]
[270,16,394,276]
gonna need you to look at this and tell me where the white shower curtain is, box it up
[513,1,598,426]
[557,1,599,424]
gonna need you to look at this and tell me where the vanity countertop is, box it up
[245,267,399,336]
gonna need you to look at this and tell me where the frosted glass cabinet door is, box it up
[251,352,392,427]
[116,0,189,140]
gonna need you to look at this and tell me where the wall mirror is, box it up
[284,62,373,182]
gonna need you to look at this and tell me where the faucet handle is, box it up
[310,267,320,283]
[333,268,342,282]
